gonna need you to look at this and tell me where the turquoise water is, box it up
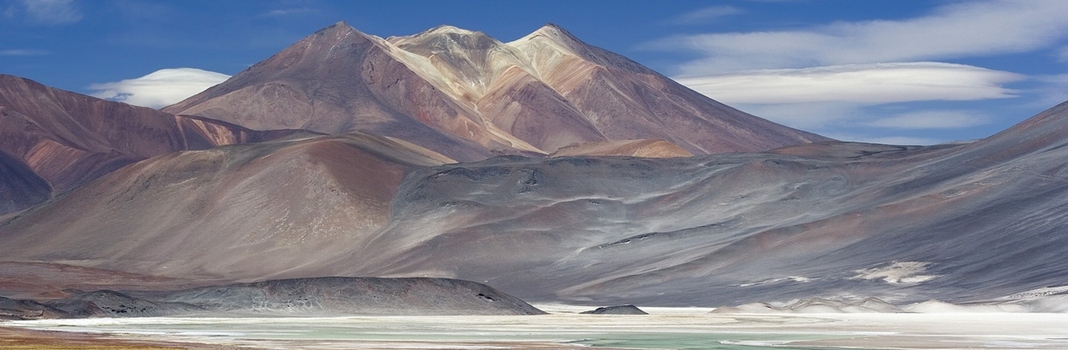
[572,333,842,350]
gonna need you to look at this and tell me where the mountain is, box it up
[164,22,828,161]
[5,101,1067,306]
[0,74,299,214]
[4,21,1067,308]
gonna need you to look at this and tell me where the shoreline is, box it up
[4,311,1068,349]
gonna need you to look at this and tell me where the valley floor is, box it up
[3,305,1068,349]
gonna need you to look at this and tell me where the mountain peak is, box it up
[315,20,356,34]
[514,23,582,47]
[424,24,480,36]
[390,24,500,52]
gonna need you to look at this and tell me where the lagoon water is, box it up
[5,305,1068,349]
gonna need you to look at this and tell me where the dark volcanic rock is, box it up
[149,277,545,316]
[5,277,544,318]
[580,304,647,315]
[0,296,66,320]
[44,290,200,318]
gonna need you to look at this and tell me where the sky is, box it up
[2,0,1067,145]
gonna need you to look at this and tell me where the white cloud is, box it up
[1033,74,1068,108]
[732,102,861,131]
[675,62,1023,105]
[88,68,230,109]
[22,0,82,25]
[653,0,1068,74]
[0,48,49,56]
[867,111,991,130]
[261,8,317,17]
[825,133,944,146]
[672,6,742,24]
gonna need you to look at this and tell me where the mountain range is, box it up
[1,22,1066,310]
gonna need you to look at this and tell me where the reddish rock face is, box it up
[164,22,829,161]
[0,74,297,214]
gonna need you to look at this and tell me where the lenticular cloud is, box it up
[89,68,230,109]
[674,62,1022,105]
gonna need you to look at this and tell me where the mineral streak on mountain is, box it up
[164,22,827,161]
[0,132,451,281]
[549,139,693,158]
[0,74,298,214]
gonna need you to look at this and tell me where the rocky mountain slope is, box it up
[164,22,827,161]
[0,132,450,280]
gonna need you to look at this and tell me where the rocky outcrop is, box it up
[148,277,545,316]
[2,277,544,318]
[579,304,647,315]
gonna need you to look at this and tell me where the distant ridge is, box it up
[0,74,299,214]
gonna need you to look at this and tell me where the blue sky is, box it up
[2,0,1067,145]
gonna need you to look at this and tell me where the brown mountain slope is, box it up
[0,74,299,214]
[164,22,828,160]
[0,132,451,281]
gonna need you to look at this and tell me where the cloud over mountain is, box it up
[88,68,230,109]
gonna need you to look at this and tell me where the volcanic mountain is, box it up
[3,22,1067,309]
[164,22,827,161]
[0,74,298,214]
[5,99,1068,307]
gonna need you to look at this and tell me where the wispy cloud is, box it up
[21,0,82,25]
[824,134,944,146]
[867,111,992,130]
[671,6,742,24]
[732,102,860,131]
[652,0,1068,74]
[675,62,1023,105]
[0,48,50,56]
[88,68,230,109]
[260,7,317,17]
[1033,74,1068,107]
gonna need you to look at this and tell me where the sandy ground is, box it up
[3,305,1068,349]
